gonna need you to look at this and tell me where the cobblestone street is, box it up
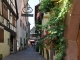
[3,46,46,60]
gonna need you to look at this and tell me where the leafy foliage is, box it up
[37,0,71,60]
[39,0,55,13]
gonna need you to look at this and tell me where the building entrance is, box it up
[10,35,14,53]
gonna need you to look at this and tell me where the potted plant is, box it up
[0,54,3,60]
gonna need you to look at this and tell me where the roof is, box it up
[30,27,36,34]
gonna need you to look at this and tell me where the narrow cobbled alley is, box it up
[3,47,46,60]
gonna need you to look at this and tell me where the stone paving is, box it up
[3,46,46,60]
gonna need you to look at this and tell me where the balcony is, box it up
[10,23,16,32]
[0,14,16,36]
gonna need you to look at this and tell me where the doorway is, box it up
[10,35,14,53]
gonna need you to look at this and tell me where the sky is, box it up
[28,0,40,30]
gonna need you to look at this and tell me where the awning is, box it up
[29,40,35,42]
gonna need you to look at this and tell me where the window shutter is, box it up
[3,3,5,17]
[0,28,4,43]
[12,15,15,26]
[3,3,8,19]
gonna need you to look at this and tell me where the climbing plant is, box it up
[39,0,55,13]
[38,0,71,60]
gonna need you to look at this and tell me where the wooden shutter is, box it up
[3,3,6,17]
[0,28,4,43]
[3,3,8,19]
[5,6,8,18]
[12,15,15,26]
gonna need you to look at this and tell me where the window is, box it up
[25,26,26,31]
[8,10,11,20]
[20,37,22,42]
[0,28,4,43]
[10,12,12,23]
[20,37,22,46]
[20,20,22,27]
[32,34,36,37]
[23,24,24,29]
[2,3,8,19]
[7,21,9,28]
[24,38,25,44]
[26,22,27,26]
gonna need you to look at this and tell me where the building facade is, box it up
[0,0,18,57]
[36,7,52,60]
[35,0,80,60]
[27,21,30,40]
[17,0,28,51]
[64,0,80,60]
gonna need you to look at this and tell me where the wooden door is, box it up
[78,30,80,60]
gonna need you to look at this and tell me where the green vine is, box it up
[37,0,71,60]
[39,0,55,13]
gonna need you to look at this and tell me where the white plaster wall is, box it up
[42,18,49,26]
[17,0,27,50]
[0,0,2,15]
[0,29,10,57]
